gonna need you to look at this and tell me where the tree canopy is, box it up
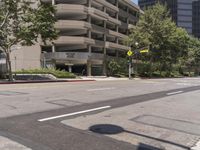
[0,0,57,81]
[127,3,200,77]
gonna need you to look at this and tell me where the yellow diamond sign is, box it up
[127,50,133,56]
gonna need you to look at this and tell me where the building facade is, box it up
[6,0,141,76]
[193,0,200,38]
[139,0,193,34]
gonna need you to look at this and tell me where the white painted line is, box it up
[176,83,193,86]
[167,91,183,96]
[87,87,115,92]
[38,106,111,122]
[191,140,200,150]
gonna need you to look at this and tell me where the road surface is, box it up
[0,78,200,150]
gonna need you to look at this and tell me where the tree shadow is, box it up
[89,124,190,150]
[137,143,162,150]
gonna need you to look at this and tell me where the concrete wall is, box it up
[10,44,41,71]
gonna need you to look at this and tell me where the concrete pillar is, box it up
[116,36,119,44]
[102,48,107,76]
[116,0,119,7]
[52,44,56,52]
[87,0,91,7]
[87,14,92,76]
[68,65,72,73]
[116,0,119,33]
[87,15,91,38]
[87,61,92,76]
[52,0,55,5]
[127,7,130,24]
[87,44,92,76]
[126,8,129,35]
[103,15,107,76]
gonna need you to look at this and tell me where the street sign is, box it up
[127,50,133,56]
[140,49,149,53]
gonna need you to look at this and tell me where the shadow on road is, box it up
[89,124,190,150]
[137,143,162,150]
[89,124,124,134]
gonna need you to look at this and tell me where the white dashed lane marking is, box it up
[87,87,116,92]
[167,91,183,96]
[38,106,111,122]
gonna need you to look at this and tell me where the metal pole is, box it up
[129,56,131,80]
[68,65,72,73]
[136,53,138,76]
[14,56,17,78]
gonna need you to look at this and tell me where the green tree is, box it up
[127,3,191,77]
[185,37,200,75]
[107,59,120,76]
[0,0,57,81]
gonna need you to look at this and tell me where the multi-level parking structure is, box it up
[37,0,141,75]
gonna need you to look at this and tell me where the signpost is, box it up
[127,46,149,80]
[127,50,133,80]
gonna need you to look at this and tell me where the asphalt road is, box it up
[0,78,200,150]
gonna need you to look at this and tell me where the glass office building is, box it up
[193,0,200,38]
[139,0,193,34]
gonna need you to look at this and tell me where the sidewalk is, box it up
[80,76,129,81]
[0,76,139,84]
[0,78,95,84]
[0,135,31,150]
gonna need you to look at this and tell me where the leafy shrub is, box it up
[107,59,128,76]
[14,68,76,78]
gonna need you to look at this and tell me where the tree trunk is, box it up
[5,51,13,81]
[159,62,162,76]
[169,62,172,77]
[189,65,191,77]
[149,56,153,78]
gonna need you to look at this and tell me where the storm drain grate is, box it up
[0,91,28,96]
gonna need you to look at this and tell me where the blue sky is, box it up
[132,0,138,4]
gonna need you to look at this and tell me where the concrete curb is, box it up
[191,140,200,150]
[0,79,96,84]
